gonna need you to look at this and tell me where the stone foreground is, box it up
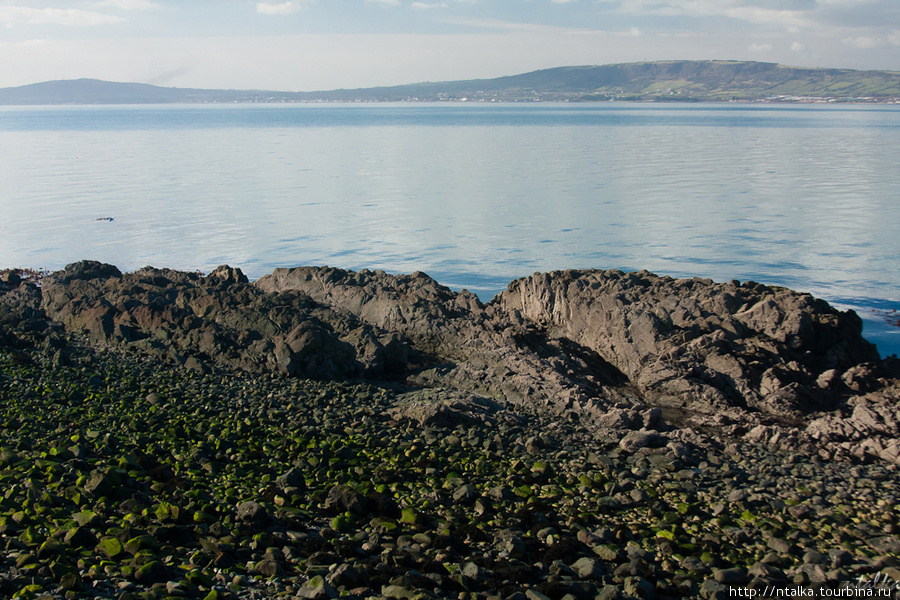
[0,261,899,600]
[11,260,899,463]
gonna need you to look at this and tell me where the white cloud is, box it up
[441,17,594,34]
[817,0,883,5]
[1,2,898,90]
[256,2,305,15]
[593,0,706,17]
[94,0,160,10]
[552,0,578,4]
[594,0,900,40]
[0,6,124,27]
[842,35,880,48]
[595,0,808,28]
[725,7,806,28]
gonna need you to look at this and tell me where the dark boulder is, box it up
[236,501,270,528]
[324,485,368,516]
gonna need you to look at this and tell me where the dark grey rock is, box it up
[748,562,787,582]
[804,551,827,565]
[462,561,484,580]
[275,467,306,491]
[829,549,855,568]
[236,501,269,527]
[452,484,479,503]
[324,485,367,515]
[681,556,710,574]
[728,489,748,503]
[713,567,748,584]
[624,576,655,599]
[796,563,827,583]
[298,575,338,599]
[868,536,900,554]
[596,585,622,600]
[326,563,366,588]
[700,579,728,600]
[767,537,792,554]
[83,469,114,498]
[619,431,664,452]
[571,557,604,579]
[40,262,402,380]
[133,560,169,585]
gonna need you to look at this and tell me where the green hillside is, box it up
[345,61,900,102]
[2,61,899,104]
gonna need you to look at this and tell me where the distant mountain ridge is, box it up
[3,60,900,104]
[0,79,278,105]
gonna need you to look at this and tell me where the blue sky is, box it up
[1,0,898,90]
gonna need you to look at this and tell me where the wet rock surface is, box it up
[1,262,899,599]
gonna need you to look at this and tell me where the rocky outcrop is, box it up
[256,267,484,356]
[3,261,898,463]
[256,265,899,463]
[256,266,633,414]
[255,266,885,413]
[803,374,900,463]
[0,270,56,355]
[387,389,523,429]
[496,269,879,416]
[38,260,408,379]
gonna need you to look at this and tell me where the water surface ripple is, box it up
[1,103,898,355]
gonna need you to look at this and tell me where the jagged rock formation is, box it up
[256,265,900,463]
[255,266,887,411]
[38,261,408,379]
[256,266,632,414]
[496,269,880,416]
[3,261,899,463]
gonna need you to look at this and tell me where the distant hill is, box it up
[3,61,900,104]
[0,79,299,105]
[326,61,900,102]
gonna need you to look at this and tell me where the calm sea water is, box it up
[1,103,898,356]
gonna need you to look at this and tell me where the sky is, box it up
[1,0,899,91]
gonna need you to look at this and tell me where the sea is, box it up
[1,102,898,357]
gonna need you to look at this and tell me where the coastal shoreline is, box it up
[1,261,899,599]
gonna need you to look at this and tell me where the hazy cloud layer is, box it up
[0,6,124,26]
[0,0,897,90]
